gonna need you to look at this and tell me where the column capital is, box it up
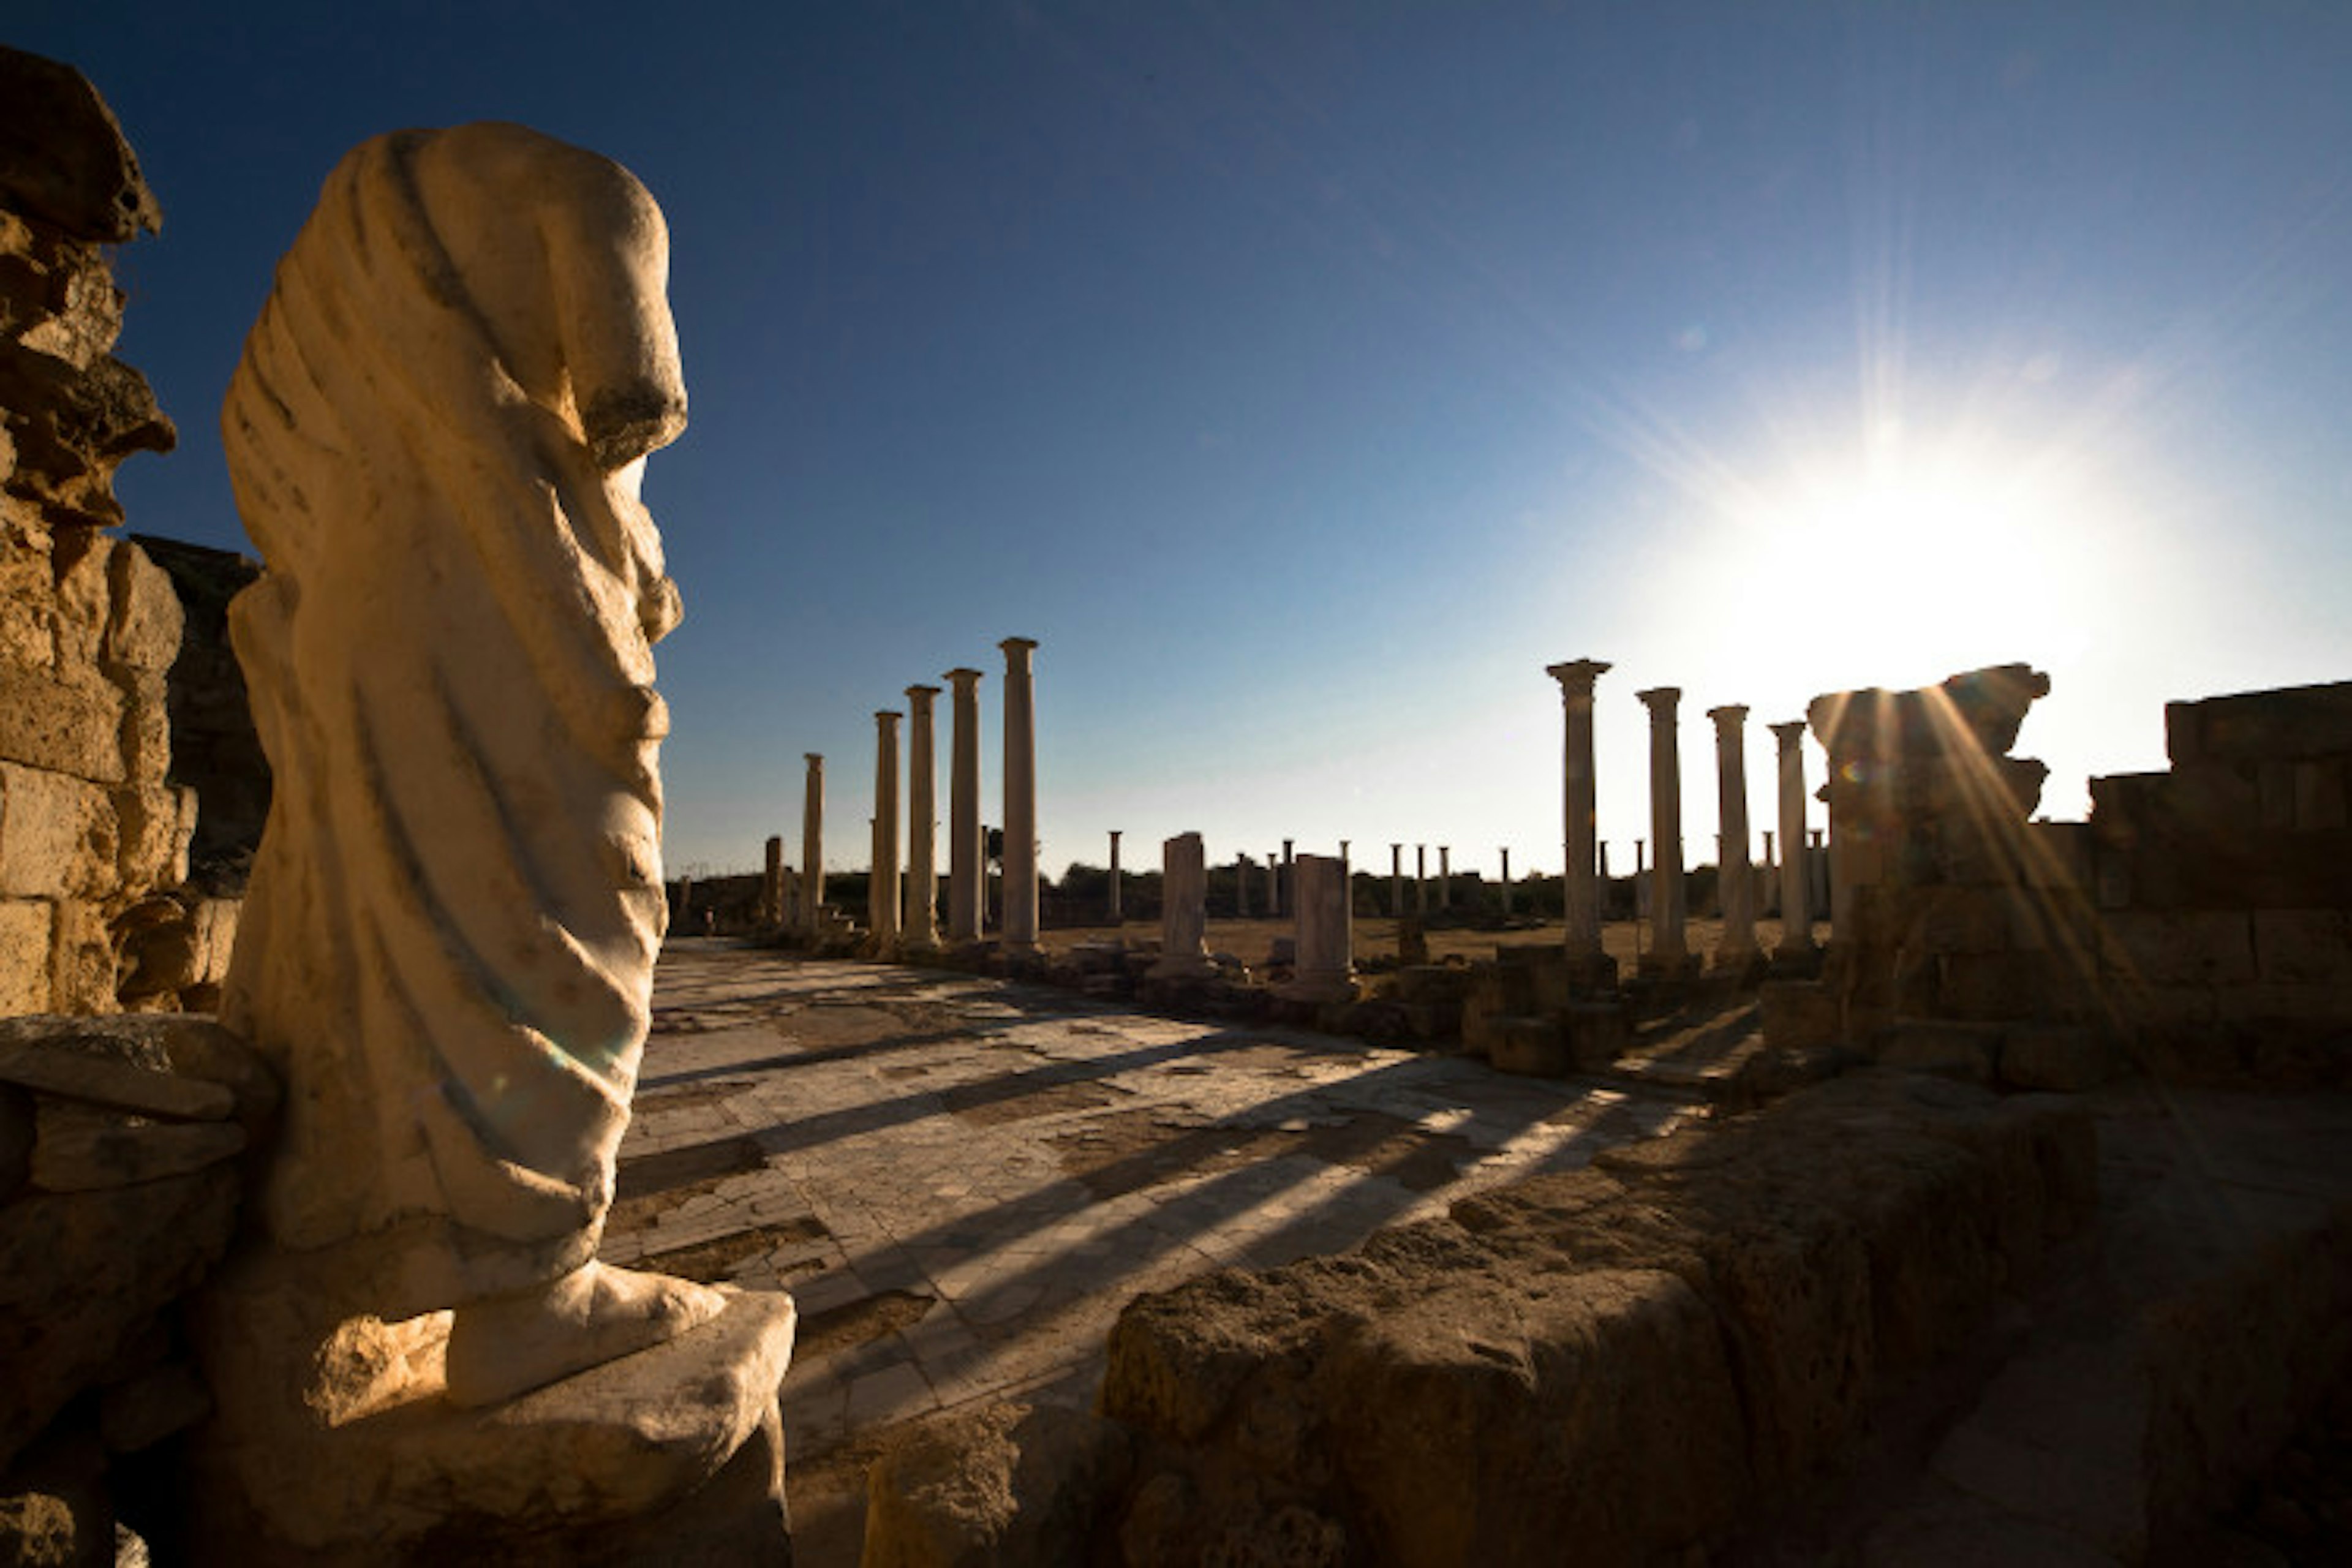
[1635,685,1682,715]
[905,683,941,702]
[998,635,1039,658]
[1706,703,1749,729]
[1768,719,1808,747]
[944,666,983,687]
[1547,658,1611,698]
[873,709,901,728]
[805,752,824,768]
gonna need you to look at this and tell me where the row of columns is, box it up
[795,636,1039,955]
[1548,658,1819,984]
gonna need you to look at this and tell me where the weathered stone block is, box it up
[0,761,116,899]
[0,665,124,782]
[2168,680,2352,766]
[1488,1016,1570,1077]
[2216,983,2352,1026]
[1875,1019,2002,1084]
[1564,1000,1632,1067]
[2100,909,2256,986]
[1936,952,2052,1022]
[864,1400,1133,1568]
[2295,759,2348,831]
[2253,909,2352,984]
[0,899,50,1013]
[1909,888,2011,955]
[45,898,115,1013]
[30,1101,246,1191]
[111,782,194,890]
[99,538,180,674]
[1761,979,1841,1050]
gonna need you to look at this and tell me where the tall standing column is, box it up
[1107,830,1123,923]
[1280,839,1294,918]
[1548,660,1611,974]
[1708,704,1758,968]
[1148,832,1214,978]
[903,685,941,951]
[1637,687,1693,976]
[1771,722,1818,962]
[1414,846,1428,914]
[1264,853,1278,915]
[1762,829,1778,914]
[1389,844,1404,916]
[1000,638,1039,953]
[1279,854,1356,1003]
[1235,854,1251,918]
[869,710,902,951]
[944,668,984,943]
[1438,846,1452,908]
[762,835,784,926]
[1499,848,1513,915]
[801,753,825,932]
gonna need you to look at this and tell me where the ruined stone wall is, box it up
[2089,680,2352,1084]
[0,47,215,1015]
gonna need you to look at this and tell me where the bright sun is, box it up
[1694,430,2108,698]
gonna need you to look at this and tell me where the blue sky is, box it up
[18,1,2350,881]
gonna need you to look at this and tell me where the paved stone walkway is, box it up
[598,941,1703,1469]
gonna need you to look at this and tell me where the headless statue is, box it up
[221,123,718,1406]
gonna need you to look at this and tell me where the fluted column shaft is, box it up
[1638,687,1691,968]
[1771,722,1817,957]
[870,711,902,948]
[999,638,1039,952]
[1709,704,1757,964]
[905,685,940,950]
[944,668,983,941]
[801,753,825,930]
[1547,660,1610,959]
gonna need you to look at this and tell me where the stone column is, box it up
[903,685,940,951]
[1414,845,1428,914]
[1637,687,1692,976]
[1547,660,1610,970]
[762,835,783,926]
[1761,829,1777,914]
[1234,854,1250,918]
[1279,854,1355,1003]
[1708,704,1758,969]
[801,753,824,930]
[1149,832,1214,979]
[1771,722,1817,962]
[1264,853,1279,915]
[869,710,901,951]
[1107,830,1123,923]
[1438,846,1452,908]
[1280,839,1294,918]
[999,637,1039,953]
[1389,843,1404,916]
[944,668,984,943]
[1499,848,1512,915]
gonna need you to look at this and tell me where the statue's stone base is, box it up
[185,1253,796,1565]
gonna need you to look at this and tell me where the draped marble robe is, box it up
[220,124,687,1319]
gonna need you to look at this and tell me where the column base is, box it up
[1637,949,1701,981]
[1275,973,1359,1006]
[186,1248,796,1564]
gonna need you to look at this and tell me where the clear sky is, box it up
[17,1,2351,883]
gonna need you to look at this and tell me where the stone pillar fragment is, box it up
[1280,839,1294,918]
[1771,722,1817,963]
[903,685,940,951]
[761,835,784,926]
[1234,854,1251,918]
[801,753,825,930]
[1389,844,1404,917]
[1107,830,1123,923]
[1438,846,1452,908]
[1264,853,1279,915]
[1414,845,1428,914]
[1547,660,1611,978]
[1149,832,1214,979]
[1499,848,1513,915]
[869,710,901,951]
[1278,854,1355,1003]
[999,638,1039,953]
[1708,704,1758,969]
[944,668,984,943]
[1637,687,1694,976]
